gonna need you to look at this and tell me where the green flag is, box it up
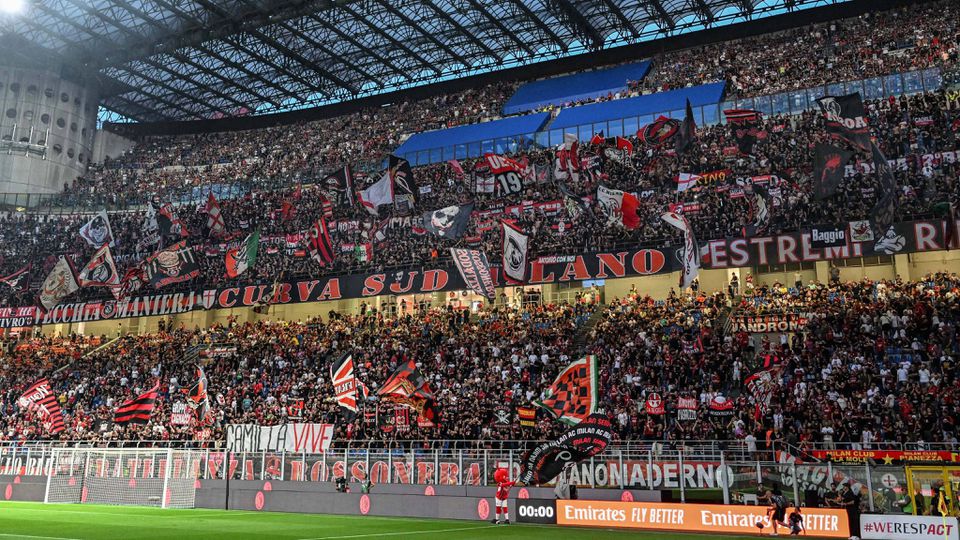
[225,228,259,278]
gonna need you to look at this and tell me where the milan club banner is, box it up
[144,241,200,288]
[702,217,960,269]
[226,423,334,453]
[0,307,38,329]
[5,218,960,328]
[518,412,613,485]
[730,313,819,333]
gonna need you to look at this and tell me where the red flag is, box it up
[615,136,634,154]
[590,131,604,145]
[447,159,465,177]
[621,192,640,230]
[306,217,335,266]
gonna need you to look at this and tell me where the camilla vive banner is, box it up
[4,217,959,328]
[226,424,335,453]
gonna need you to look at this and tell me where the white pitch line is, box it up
[0,534,82,540]
[298,525,498,539]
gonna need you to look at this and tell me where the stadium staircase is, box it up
[571,309,604,352]
[53,336,122,374]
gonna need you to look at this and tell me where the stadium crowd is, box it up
[0,273,957,451]
[2,84,957,308]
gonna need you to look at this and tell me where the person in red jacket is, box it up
[492,468,514,525]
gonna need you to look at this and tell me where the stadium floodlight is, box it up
[0,0,24,14]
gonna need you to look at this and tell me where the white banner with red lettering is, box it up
[860,515,958,540]
[226,423,334,453]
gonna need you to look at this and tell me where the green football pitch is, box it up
[0,501,769,539]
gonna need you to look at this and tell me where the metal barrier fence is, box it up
[0,441,933,514]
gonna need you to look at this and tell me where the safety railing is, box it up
[2,441,950,515]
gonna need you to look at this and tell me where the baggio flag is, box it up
[817,93,871,151]
[378,359,439,425]
[78,244,120,293]
[114,382,160,425]
[387,155,417,210]
[422,203,473,239]
[157,203,188,238]
[675,98,696,153]
[330,353,370,417]
[597,185,640,229]
[78,210,115,248]
[485,153,526,197]
[449,248,496,299]
[38,256,80,311]
[0,265,30,291]
[518,412,613,486]
[869,141,900,242]
[358,171,394,216]
[741,184,772,237]
[812,143,855,200]
[661,212,700,290]
[18,378,66,434]
[225,228,260,278]
[306,217,335,266]
[144,240,200,288]
[322,165,356,208]
[534,355,599,426]
[501,221,529,283]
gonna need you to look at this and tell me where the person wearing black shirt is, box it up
[839,484,861,537]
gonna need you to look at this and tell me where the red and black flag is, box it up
[306,217,335,266]
[817,93,871,151]
[812,143,855,200]
[17,378,66,434]
[675,99,697,154]
[378,359,438,425]
[114,382,160,425]
[0,265,30,291]
[185,366,211,425]
[157,203,188,239]
[724,109,765,155]
[330,353,370,417]
[637,116,680,146]
[533,355,599,426]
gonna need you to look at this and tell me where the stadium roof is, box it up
[1,0,850,123]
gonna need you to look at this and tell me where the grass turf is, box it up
[0,501,769,540]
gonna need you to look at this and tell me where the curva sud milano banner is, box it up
[2,217,958,328]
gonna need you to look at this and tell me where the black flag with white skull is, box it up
[501,221,529,283]
[817,93,871,151]
[421,204,473,239]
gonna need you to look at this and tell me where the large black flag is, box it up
[812,143,855,200]
[449,248,495,299]
[422,204,473,239]
[388,155,417,210]
[869,141,898,238]
[675,99,696,154]
[817,93,871,151]
[321,165,356,208]
[518,412,613,485]
[742,184,772,237]
[144,241,200,288]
